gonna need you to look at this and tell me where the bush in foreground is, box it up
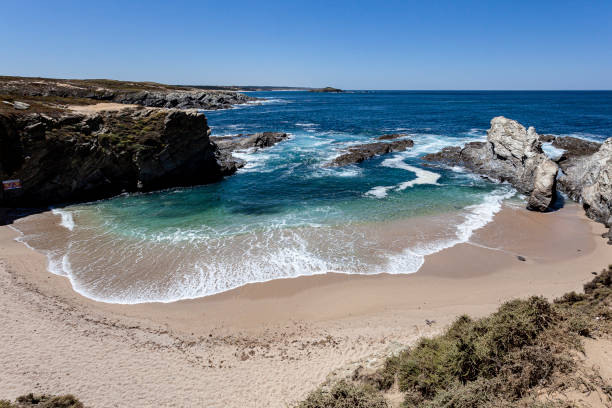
[298,265,612,408]
[297,380,389,408]
[0,394,83,408]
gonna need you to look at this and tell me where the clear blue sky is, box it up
[2,0,611,89]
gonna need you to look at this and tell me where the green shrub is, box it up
[298,381,388,408]
[554,291,586,304]
[395,296,554,401]
[11,394,83,408]
[567,316,591,337]
[354,356,399,391]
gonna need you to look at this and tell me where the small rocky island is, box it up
[309,87,343,93]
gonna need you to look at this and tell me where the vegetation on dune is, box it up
[299,266,612,408]
[0,394,83,408]
[298,381,389,408]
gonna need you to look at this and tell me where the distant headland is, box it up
[309,87,343,93]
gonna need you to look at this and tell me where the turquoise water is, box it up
[18,91,612,303]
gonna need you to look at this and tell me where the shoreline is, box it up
[6,188,514,305]
[1,202,610,406]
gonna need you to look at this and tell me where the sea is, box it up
[13,91,612,303]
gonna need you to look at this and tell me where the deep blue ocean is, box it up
[19,91,612,303]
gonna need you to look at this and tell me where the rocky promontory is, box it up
[0,76,256,110]
[0,104,241,207]
[330,139,414,166]
[309,87,343,93]
[424,116,612,241]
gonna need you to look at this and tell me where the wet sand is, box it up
[1,202,610,407]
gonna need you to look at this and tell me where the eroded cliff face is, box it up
[0,107,239,206]
[559,139,612,226]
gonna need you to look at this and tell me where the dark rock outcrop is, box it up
[112,90,252,110]
[211,132,290,169]
[550,136,602,172]
[377,133,410,140]
[423,116,559,211]
[330,139,414,167]
[211,132,289,152]
[0,107,240,207]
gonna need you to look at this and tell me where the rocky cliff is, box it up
[0,106,240,207]
[558,139,612,227]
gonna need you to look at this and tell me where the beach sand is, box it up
[0,202,610,407]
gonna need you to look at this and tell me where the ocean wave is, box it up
[381,187,515,274]
[541,142,565,160]
[51,208,75,231]
[382,155,441,190]
[12,185,515,304]
[365,186,394,198]
[364,154,441,198]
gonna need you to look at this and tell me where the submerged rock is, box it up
[377,133,410,140]
[423,116,559,211]
[329,139,414,166]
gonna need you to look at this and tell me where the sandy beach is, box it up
[1,202,610,407]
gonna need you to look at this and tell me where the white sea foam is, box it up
[231,98,287,109]
[307,165,363,179]
[362,155,442,199]
[12,186,516,304]
[381,188,515,274]
[541,142,565,160]
[381,158,441,190]
[465,128,487,138]
[365,186,394,198]
[51,208,75,231]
